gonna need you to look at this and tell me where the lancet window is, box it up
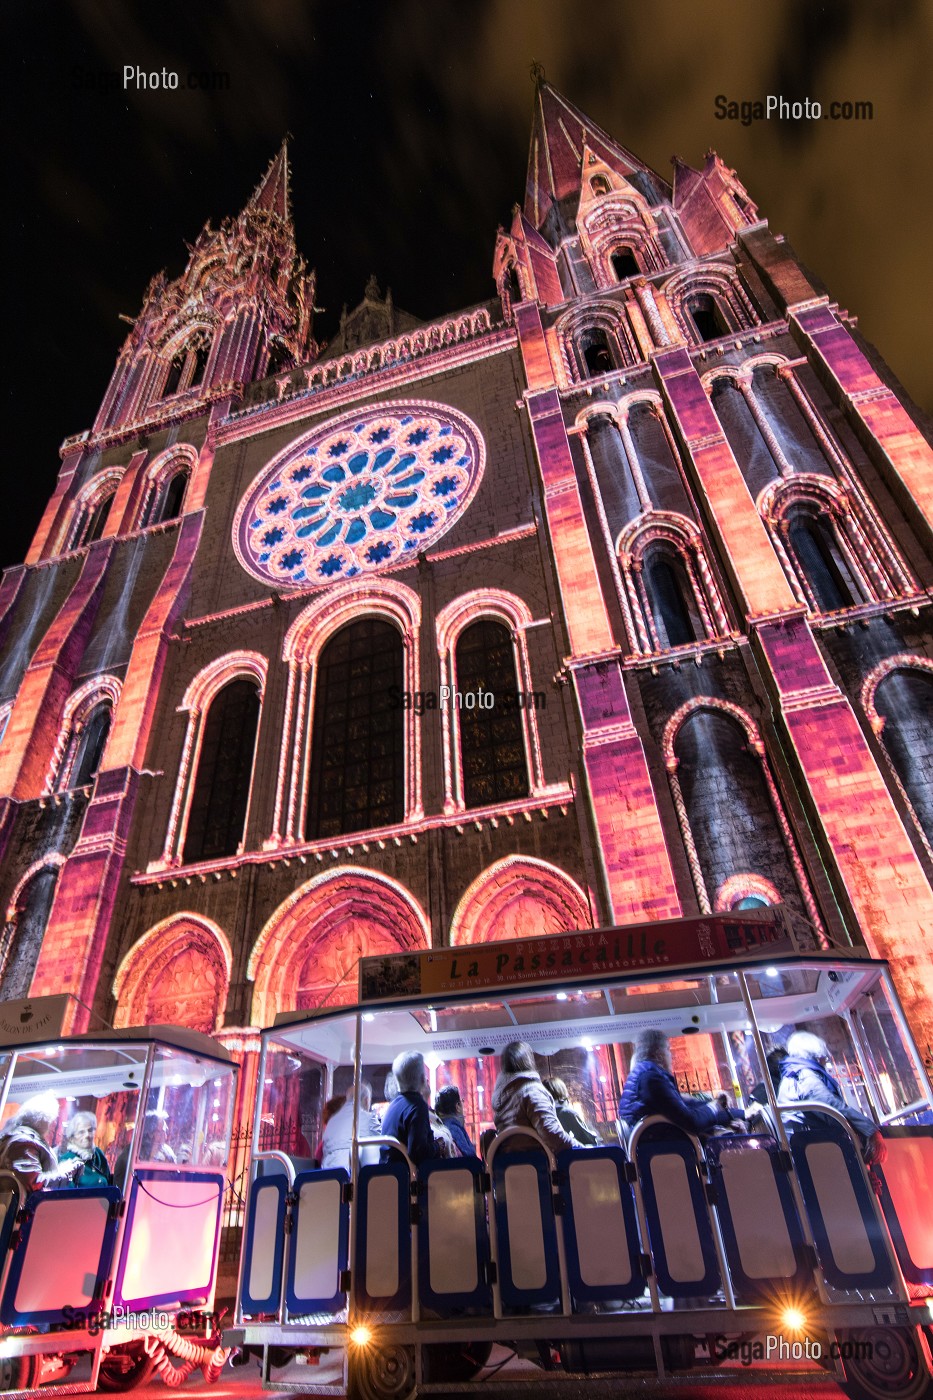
[183,678,261,864]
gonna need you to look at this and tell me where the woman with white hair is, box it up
[0,1094,84,1192]
[777,1030,886,1164]
[59,1111,113,1188]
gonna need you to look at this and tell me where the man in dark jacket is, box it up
[619,1029,746,1136]
[434,1086,478,1159]
[380,1052,439,1166]
[777,1031,886,1164]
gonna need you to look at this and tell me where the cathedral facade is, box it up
[1,83,931,1142]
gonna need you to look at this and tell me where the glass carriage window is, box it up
[306,618,404,840]
[455,619,529,809]
[71,701,112,788]
[183,678,260,864]
[645,553,701,647]
[141,1047,236,1166]
[788,513,860,610]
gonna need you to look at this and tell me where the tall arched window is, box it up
[686,293,729,344]
[74,492,115,548]
[611,247,640,280]
[143,470,188,527]
[0,865,59,1000]
[183,678,260,863]
[455,619,529,809]
[579,329,615,377]
[873,667,933,850]
[786,511,862,611]
[160,332,212,399]
[306,619,404,840]
[68,702,112,789]
[643,552,702,648]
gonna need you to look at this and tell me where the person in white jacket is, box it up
[491,1043,578,1156]
[319,1081,381,1172]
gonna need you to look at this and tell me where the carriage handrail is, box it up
[877,1098,929,1126]
[253,1150,296,1187]
[0,1171,24,1217]
[355,1135,413,1175]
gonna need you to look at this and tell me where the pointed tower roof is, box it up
[524,81,669,228]
[248,139,291,221]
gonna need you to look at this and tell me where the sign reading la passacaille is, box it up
[358,907,795,1004]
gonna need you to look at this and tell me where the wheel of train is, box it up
[0,1355,39,1393]
[348,1343,415,1400]
[96,1344,157,1392]
[839,1327,933,1400]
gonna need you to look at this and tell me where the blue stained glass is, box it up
[292,506,323,520]
[400,415,413,424]
[430,444,455,464]
[365,540,393,563]
[296,523,318,537]
[337,481,378,511]
[316,522,342,547]
[262,527,285,545]
[372,448,396,471]
[291,465,314,483]
[369,426,391,443]
[307,447,317,455]
[409,510,437,534]
[259,552,270,562]
[369,509,395,530]
[406,427,430,446]
[384,492,418,509]
[388,454,416,474]
[390,471,425,489]
[251,519,263,529]
[318,554,344,577]
[347,451,369,475]
[294,570,307,580]
[269,480,282,490]
[301,484,330,499]
[345,518,367,545]
[346,566,359,577]
[457,456,469,466]
[280,549,304,569]
[354,423,365,432]
[432,476,457,497]
[327,440,349,457]
[404,539,417,550]
[439,425,452,435]
[322,466,346,483]
[267,497,288,514]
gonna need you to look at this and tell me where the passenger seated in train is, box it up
[380,1052,441,1166]
[114,1108,177,1188]
[59,1111,114,1187]
[313,1095,346,1167]
[319,1081,381,1171]
[434,1085,479,1158]
[777,1031,887,1164]
[491,1042,579,1155]
[749,1048,787,1106]
[0,1094,85,1192]
[619,1029,745,1136]
[543,1077,599,1146]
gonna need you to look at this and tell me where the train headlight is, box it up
[350,1326,372,1348]
[781,1306,807,1332]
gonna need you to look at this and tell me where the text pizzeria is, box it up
[448,932,669,980]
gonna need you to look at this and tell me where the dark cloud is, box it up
[3,0,931,571]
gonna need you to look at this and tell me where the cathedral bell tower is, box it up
[93,142,318,436]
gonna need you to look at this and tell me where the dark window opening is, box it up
[269,258,281,283]
[580,330,615,378]
[687,294,729,344]
[506,265,522,303]
[611,248,640,280]
[267,341,291,375]
[163,351,186,397]
[189,339,210,388]
[590,175,611,196]
[788,514,860,611]
[158,471,188,523]
[455,619,529,810]
[0,868,59,1001]
[306,619,404,840]
[71,703,112,789]
[80,493,114,547]
[735,894,769,910]
[183,678,260,863]
[645,554,701,648]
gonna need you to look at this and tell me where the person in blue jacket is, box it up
[380,1051,439,1166]
[619,1028,745,1135]
[434,1085,478,1158]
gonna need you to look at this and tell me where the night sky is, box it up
[4,0,932,573]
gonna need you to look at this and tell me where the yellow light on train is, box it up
[350,1326,373,1348]
[781,1307,807,1332]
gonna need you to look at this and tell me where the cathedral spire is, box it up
[247,139,291,222]
[524,81,669,228]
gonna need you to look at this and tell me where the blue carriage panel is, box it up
[286,1169,350,1316]
[417,1158,492,1315]
[1,1186,121,1327]
[114,1169,225,1311]
[789,1126,894,1291]
[875,1128,933,1287]
[491,1152,561,1309]
[241,1177,288,1315]
[353,1163,411,1314]
[633,1128,721,1299]
[0,1180,18,1265]
[705,1135,810,1303]
[555,1147,645,1304]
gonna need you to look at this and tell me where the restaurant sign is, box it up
[359,906,795,1004]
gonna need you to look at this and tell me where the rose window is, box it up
[234,401,485,587]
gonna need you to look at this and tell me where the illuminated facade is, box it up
[1,84,932,1144]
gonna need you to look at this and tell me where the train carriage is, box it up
[227,912,933,1400]
[0,1024,237,1395]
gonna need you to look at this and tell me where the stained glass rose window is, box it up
[233,401,485,587]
